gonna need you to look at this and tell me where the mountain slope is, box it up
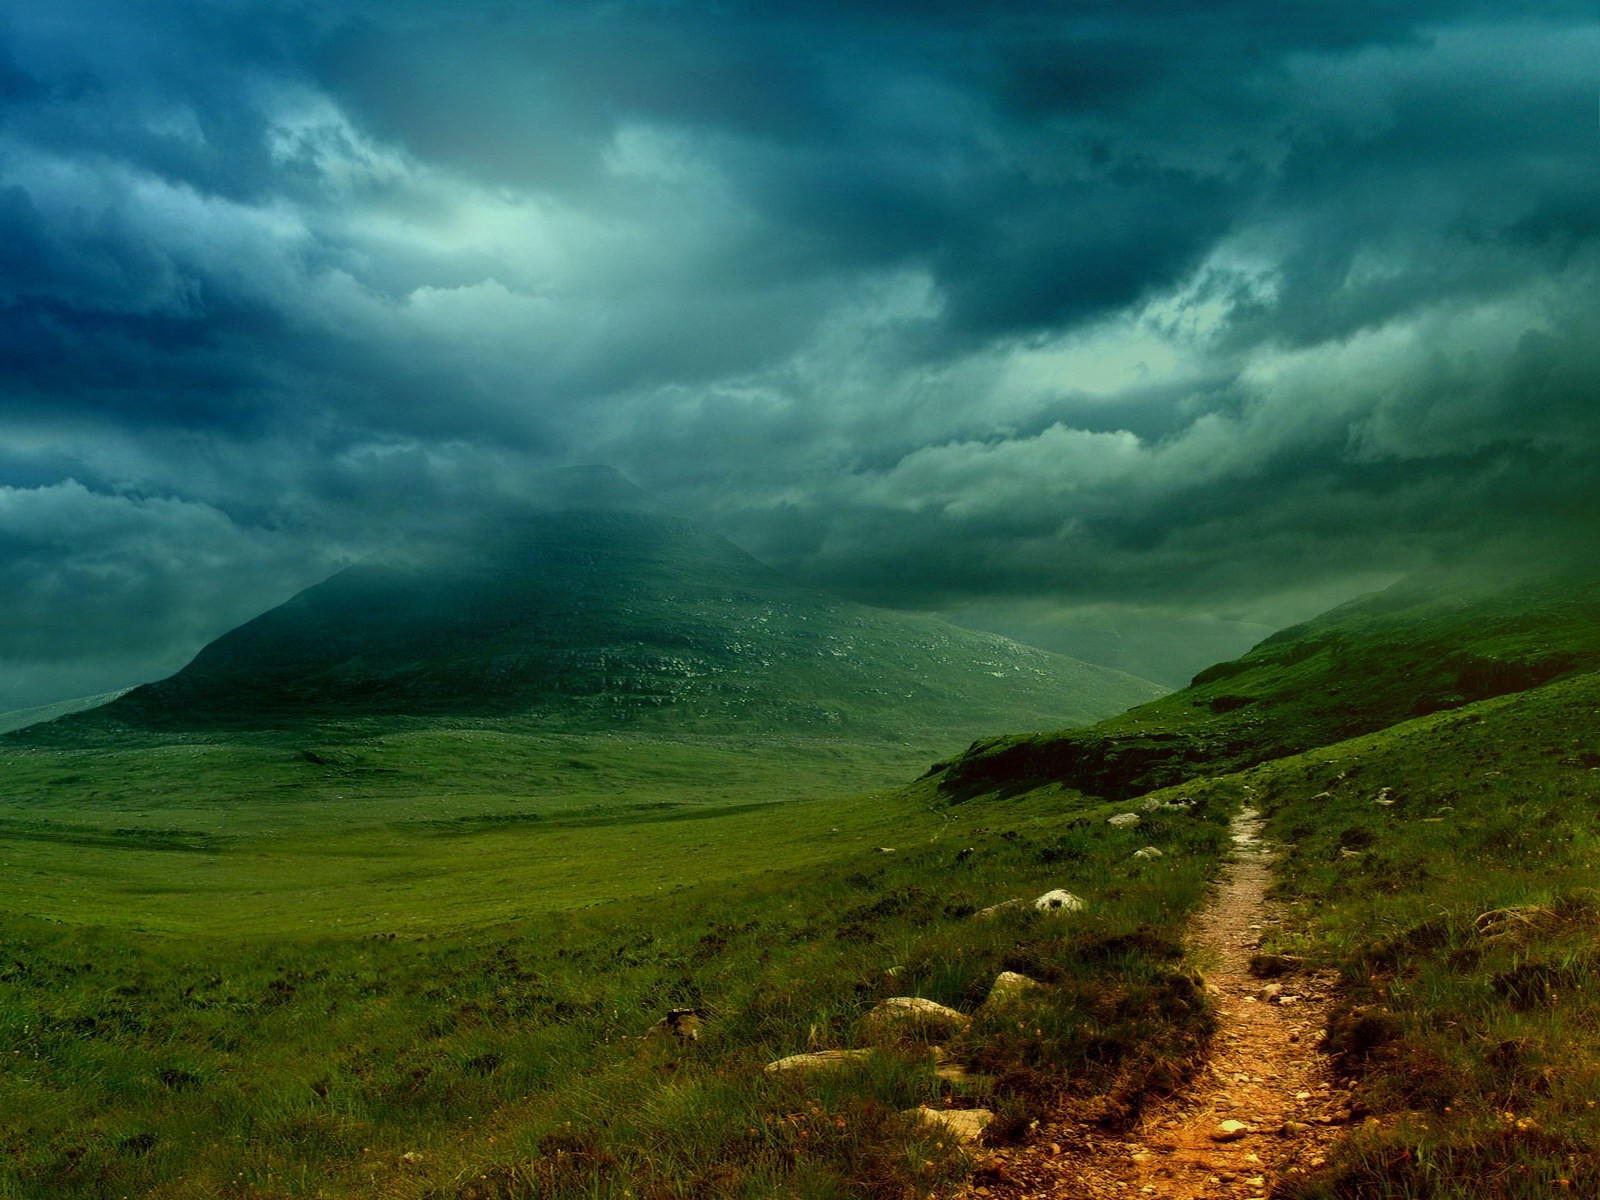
[59,503,1160,742]
[936,554,1600,801]
[0,690,131,735]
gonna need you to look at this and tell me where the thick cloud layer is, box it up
[1,1,1596,706]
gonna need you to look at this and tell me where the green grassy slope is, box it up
[936,557,1600,802]
[1240,668,1600,1197]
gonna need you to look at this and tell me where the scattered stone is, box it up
[764,1049,873,1074]
[875,846,896,853]
[1281,1121,1311,1136]
[858,996,969,1045]
[983,971,1044,1008]
[1033,889,1086,914]
[645,1008,702,1042]
[1108,812,1141,828]
[1211,1120,1251,1143]
[1312,790,1335,800]
[1133,846,1164,860]
[1258,983,1283,1003]
[973,898,1026,920]
[1372,787,1396,806]
[1248,953,1303,978]
[904,1105,994,1146]
[400,1151,424,1165]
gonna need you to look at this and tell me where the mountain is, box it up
[934,553,1600,801]
[0,689,132,735]
[64,473,1162,741]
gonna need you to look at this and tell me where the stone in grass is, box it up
[764,1049,874,1074]
[1108,812,1141,828]
[1133,846,1164,860]
[1211,1119,1251,1142]
[1033,889,1085,914]
[983,971,1045,1008]
[858,996,969,1045]
[903,1105,994,1147]
[644,1008,701,1042]
[972,898,1027,920]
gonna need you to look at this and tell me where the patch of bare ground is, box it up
[964,807,1353,1200]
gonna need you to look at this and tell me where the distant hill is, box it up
[0,689,131,735]
[46,470,1161,743]
[935,554,1600,801]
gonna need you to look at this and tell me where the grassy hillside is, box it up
[6,553,1598,1198]
[936,557,1600,802]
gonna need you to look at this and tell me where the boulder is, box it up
[764,1049,873,1074]
[1108,812,1141,828]
[1032,889,1085,914]
[858,997,969,1045]
[1132,846,1163,860]
[904,1105,993,1146]
[983,971,1044,1008]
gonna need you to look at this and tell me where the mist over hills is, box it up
[67,470,1160,742]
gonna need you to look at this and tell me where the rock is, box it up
[1258,983,1283,1003]
[764,1049,874,1074]
[983,971,1044,1008]
[645,1008,701,1042]
[1372,787,1395,806]
[875,846,897,853]
[1032,889,1085,914]
[1133,846,1164,860]
[1108,812,1141,828]
[904,1105,994,1146]
[973,898,1026,919]
[1281,1121,1311,1136]
[1211,1120,1250,1142]
[859,996,969,1045]
[1247,953,1303,978]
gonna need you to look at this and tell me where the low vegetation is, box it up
[0,769,1230,1199]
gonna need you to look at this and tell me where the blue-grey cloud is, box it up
[1,0,1597,707]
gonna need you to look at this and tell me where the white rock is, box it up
[764,1049,874,1074]
[858,997,969,1045]
[903,1106,994,1146]
[1108,812,1141,828]
[1133,846,1164,860]
[972,898,1027,919]
[984,970,1044,1008]
[1032,889,1085,914]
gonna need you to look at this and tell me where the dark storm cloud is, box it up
[1,0,1598,706]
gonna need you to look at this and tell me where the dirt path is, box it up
[966,807,1351,1199]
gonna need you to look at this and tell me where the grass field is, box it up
[0,720,1231,1199]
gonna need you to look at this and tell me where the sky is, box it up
[2,0,1598,706]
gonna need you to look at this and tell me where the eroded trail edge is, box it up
[970,807,1352,1200]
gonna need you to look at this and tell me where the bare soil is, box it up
[965,808,1352,1199]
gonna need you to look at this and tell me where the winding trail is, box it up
[966,808,1352,1199]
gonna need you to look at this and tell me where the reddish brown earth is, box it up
[963,808,1353,1200]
